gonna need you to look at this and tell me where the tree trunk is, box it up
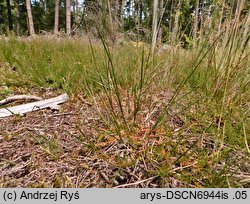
[66,0,71,35]
[193,0,199,38]
[139,1,143,24]
[107,0,113,29]
[120,0,125,20]
[15,0,20,35]
[54,0,60,34]
[135,0,139,39]
[114,0,119,19]
[120,0,126,30]
[169,0,174,33]
[127,0,131,17]
[6,0,13,31]
[75,0,78,24]
[157,0,163,45]
[152,0,159,52]
[26,0,35,35]
[172,0,181,44]
[0,5,3,24]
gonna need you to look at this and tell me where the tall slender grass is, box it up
[0,3,249,187]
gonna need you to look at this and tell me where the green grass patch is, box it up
[0,30,249,187]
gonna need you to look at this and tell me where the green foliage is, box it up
[0,0,7,33]
[0,4,249,186]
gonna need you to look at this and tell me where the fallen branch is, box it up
[0,93,69,118]
[0,95,43,106]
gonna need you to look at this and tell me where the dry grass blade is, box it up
[114,176,159,188]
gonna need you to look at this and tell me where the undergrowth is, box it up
[0,16,249,187]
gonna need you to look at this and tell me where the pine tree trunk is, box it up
[54,0,60,34]
[75,0,78,24]
[107,0,113,29]
[193,0,199,38]
[152,0,159,52]
[169,0,174,33]
[139,1,143,24]
[157,0,164,45]
[172,0,181,44]
[114,0,119,19]
[0,5,4,33]
[120,0,125,20]
[6,0,13,31]
[135,0,140,41]
[120,0,126,30]
[66,0,71,35]
[26,0,35,35]
[15,0,20,35]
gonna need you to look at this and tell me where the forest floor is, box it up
[0,87,177,187]
[0,87,250,188]
[0,37,249,187]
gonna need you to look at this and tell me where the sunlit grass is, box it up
[0,17,249,187]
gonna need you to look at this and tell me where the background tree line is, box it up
[0,0,249,46]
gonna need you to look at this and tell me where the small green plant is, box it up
[30,132,62,160]
[0,83,12,99]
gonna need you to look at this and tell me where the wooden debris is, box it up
[0,93,69,118]
[0,95,43,106]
